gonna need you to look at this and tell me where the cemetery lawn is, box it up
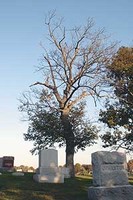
[0,172,92,200]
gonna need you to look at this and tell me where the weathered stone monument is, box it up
[33,149,64,183]
[88,151,133,200]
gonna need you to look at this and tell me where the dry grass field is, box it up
[0,172,133,200]
[0,172,93,200]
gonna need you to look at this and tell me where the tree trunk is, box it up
[61,110,75,177]
[65,141,75,177]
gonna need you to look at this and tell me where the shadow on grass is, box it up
[0,173,92,200]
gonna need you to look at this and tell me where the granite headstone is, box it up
[88,151,133,200]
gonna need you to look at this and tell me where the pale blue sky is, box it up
[0,0,132,167]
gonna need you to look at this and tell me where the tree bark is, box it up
[61,110,75,177]
[65,133,75,177]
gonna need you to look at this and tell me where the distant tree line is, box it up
[74,163,92,176]
[14,165,35,172]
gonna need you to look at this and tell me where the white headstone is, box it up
[39,149,58,168]
[33,149,64,183]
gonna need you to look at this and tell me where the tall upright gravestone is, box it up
[33,149,64,183]
[88,151,133,200]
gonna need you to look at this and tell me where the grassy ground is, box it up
[0,172,133,200]
[0,172,92,200]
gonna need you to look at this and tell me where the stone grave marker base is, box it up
[88,185,133,200]
[33,173,64,183]
[33,166,64,183]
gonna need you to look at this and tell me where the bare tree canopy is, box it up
[32,11,116,109]
[19,11,117,177]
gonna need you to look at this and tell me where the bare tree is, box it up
[20,11,117,177]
